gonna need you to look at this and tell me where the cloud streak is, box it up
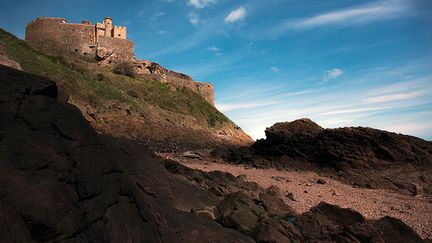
[216,101,280,112]
[187,0,216,9]
[207,45,220,52]
[364,92,422,103]
[272,0,411,35]
[225,7,247,23]
[323,68,344,81]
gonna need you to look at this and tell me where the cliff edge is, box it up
[0,28,252,150]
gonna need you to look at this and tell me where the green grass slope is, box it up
[0,29,251,149]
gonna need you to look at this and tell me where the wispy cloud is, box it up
[216,101,280,112]
[364,92,423,103]
[272,0,411,35]
[187,0,216,9]
[380,121,432,136]
[188,12,200,25]
[323,68,344,81]
[298,1,407,28]
[224,7,247,23]
[320,107,386,116]
[207,45,220,52]
[270,66,279,73]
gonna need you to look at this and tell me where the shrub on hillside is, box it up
[96,73,105,81]
[113,61,136,78]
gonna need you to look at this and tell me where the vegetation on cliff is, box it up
[0,29,249,149]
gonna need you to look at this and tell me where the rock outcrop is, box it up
[0,64,252,242]
[229,119,432,196]
[255,119,432,169]
[163,156,428,242]
[132,59,215,105]
[0,41,22,70]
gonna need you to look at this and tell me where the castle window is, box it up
[118,34,121,37]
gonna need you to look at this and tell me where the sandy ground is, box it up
[170,157,432,239]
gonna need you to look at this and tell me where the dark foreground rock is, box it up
[297,202,424,243]
[0,65,427,242]
[0,64,252,242]
[229,118,432,196]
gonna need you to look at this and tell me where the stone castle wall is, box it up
[25,17,214,105]
[25,17,132,60]
[97,36,134,63]
[113,26,126,39]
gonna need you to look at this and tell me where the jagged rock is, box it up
[163,159,260,199]
[264,118,323,144]
[246,118,432,195]
[237,174,248,181]
[375,216,424,243]
[95,46,113,60]
[286,192,295,201]
[85,104,97,119]
[316,178,327,184]
[296,202,382,242]
[266,185,281,196]
[257,217,303,243]
[218,191,265,233]
[259,187,294,218]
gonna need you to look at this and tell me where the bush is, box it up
[96,73,105,81]
[113,61,136,78]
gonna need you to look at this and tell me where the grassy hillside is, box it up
[0,29,229,129]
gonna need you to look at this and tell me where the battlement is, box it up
[25,16,133,61]
[26,17,66,27]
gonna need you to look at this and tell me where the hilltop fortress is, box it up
[25,17,214,105]
[26,17,134,62]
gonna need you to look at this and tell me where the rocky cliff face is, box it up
[132,59,215,105]
[0,29,252,151]
[1,65,426,242]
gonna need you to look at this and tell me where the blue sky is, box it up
[1,0,432,140]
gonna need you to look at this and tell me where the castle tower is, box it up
[26,16,133,61]
[104,17,113,37]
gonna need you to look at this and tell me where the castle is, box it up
[26,17,134,62]
[25,17,214,105]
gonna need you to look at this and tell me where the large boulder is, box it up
[296,202,384,242]
[0,64,254,242]
[256,217,303,243]
[218,191,265,233]
[259,186,294,218]
[375,216,424,243]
